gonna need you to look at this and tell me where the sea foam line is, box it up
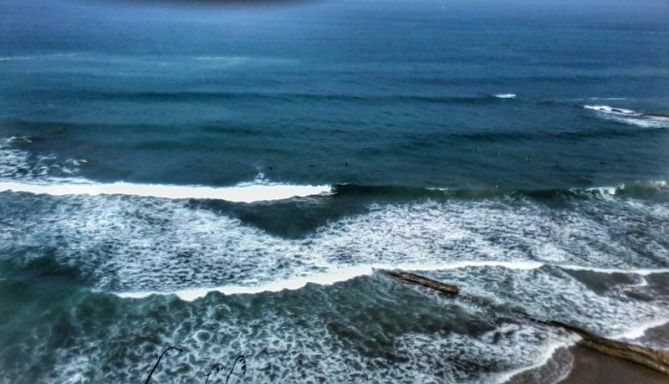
[115,261,545,301]
[113,261,669,302]
[558,264,669,276]
[584,104,639,115]
[612,317,669,340]
[583,104,669,128]
[495,338,579,384]
[493,93,517,99]
[494,317,669,384]
[0,180,332,203]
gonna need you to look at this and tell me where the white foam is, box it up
[647,114,669,123]
[493,93,517,99]
[113,260,669,302]
[584,185,618,196]
[5,188,664,296]
[5,188,668,382]
[0,179,332,203]
[194,55,247,61]
[117,265,375,300]
[584,105,669,128]
[583,181,669,196]
[584,104,638,115]
[615,117,669,129]
[558,264,669,276]
[394,323,579,384]
[612,317,669,340]
[48,286,585,384]
[0,137,83,178]
[496,339,579,384]
[115,261,546,301]
[5,178,669,333]
[440,263,669,348]
[587,97,628,101]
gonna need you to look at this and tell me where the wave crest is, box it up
[584,104,669,128]
[0,179,332,203]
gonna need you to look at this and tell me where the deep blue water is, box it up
[0,0,668,383]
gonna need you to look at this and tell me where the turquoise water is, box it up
[1,0,668,382]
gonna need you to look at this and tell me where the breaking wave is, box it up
[1,134,668,383]
[0,179,332,203]
[584,104,669,128]
[492,93,517,99]
[115,262,669,302]
[2,184,668,293]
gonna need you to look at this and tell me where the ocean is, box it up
[1,0,668,382]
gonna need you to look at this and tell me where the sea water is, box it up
[0,0,668,382]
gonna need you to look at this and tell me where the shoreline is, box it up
[559,344,668,384]
[562,322,669,383]
[509,322,669,384]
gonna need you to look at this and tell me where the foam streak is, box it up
[114,261,669,302]
[0,180,332,203]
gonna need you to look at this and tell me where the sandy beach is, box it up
[561,345,667,384]
[509,322,669,383]
[562,322,669,383]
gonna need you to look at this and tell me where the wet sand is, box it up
[560,345,667,384]
[561,322,669,384]
[510,322,669,384]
